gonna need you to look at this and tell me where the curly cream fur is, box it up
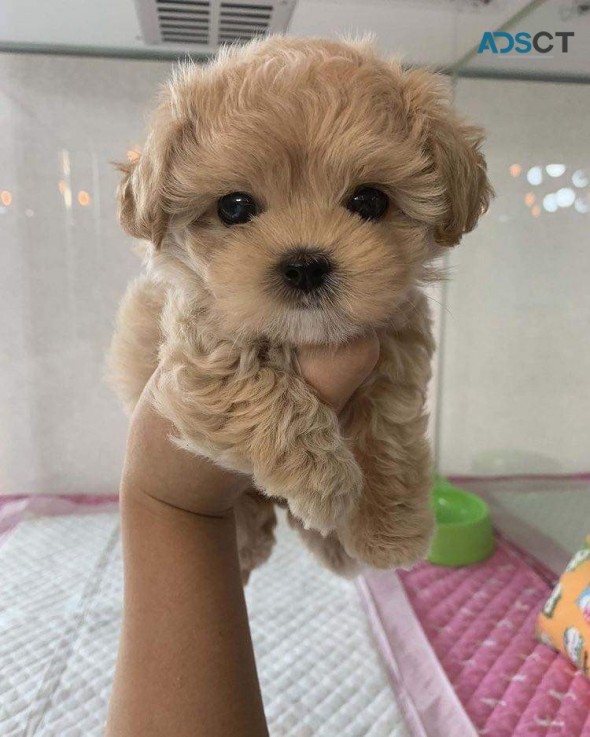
[107,275,166,413]
[109,36,491,579]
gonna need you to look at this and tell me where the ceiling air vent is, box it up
[134,0,297,49]
[158,0,210,45]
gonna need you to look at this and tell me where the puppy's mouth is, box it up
[281,286,336,310]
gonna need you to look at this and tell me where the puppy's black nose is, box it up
[279,253,333,293]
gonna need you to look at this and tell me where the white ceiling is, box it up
[0,0,588,78]
[290,0,533,68]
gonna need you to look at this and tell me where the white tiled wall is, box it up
[0,54,172,494]
[1,54,588,496]
[439,78,590,476]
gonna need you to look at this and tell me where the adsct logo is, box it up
[478,31,575,55]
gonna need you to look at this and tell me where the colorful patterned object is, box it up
[537,536,590,677]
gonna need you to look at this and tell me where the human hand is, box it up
[120,331,379,516]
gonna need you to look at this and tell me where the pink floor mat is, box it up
[360,538,590,737]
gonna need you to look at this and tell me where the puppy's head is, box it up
[119,37,492,344]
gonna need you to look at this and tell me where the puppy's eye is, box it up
[217,192,259,226]
[346,187,389,222]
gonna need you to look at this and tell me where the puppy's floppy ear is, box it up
[116,93,186,248]
[403,68,493,247]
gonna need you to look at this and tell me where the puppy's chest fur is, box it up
[159,290,302,379]
[157,286,403,419]
[156,284,433,470]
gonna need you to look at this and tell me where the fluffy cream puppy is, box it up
[109,36,492,579]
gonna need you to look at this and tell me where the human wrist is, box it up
[120,478,237,522]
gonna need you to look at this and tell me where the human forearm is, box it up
[105,489,268,737]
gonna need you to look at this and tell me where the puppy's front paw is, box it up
[289,445,363,533]
[342,500,435,570]
[259,444,363,534]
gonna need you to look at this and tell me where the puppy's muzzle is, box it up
[278,252,333,294]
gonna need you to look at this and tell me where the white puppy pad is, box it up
[0,505,407,737]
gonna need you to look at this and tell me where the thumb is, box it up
[297,331,380,413]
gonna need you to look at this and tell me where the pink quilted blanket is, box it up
[360,538,590,737]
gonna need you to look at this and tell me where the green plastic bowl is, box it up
[428,479,495,567]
